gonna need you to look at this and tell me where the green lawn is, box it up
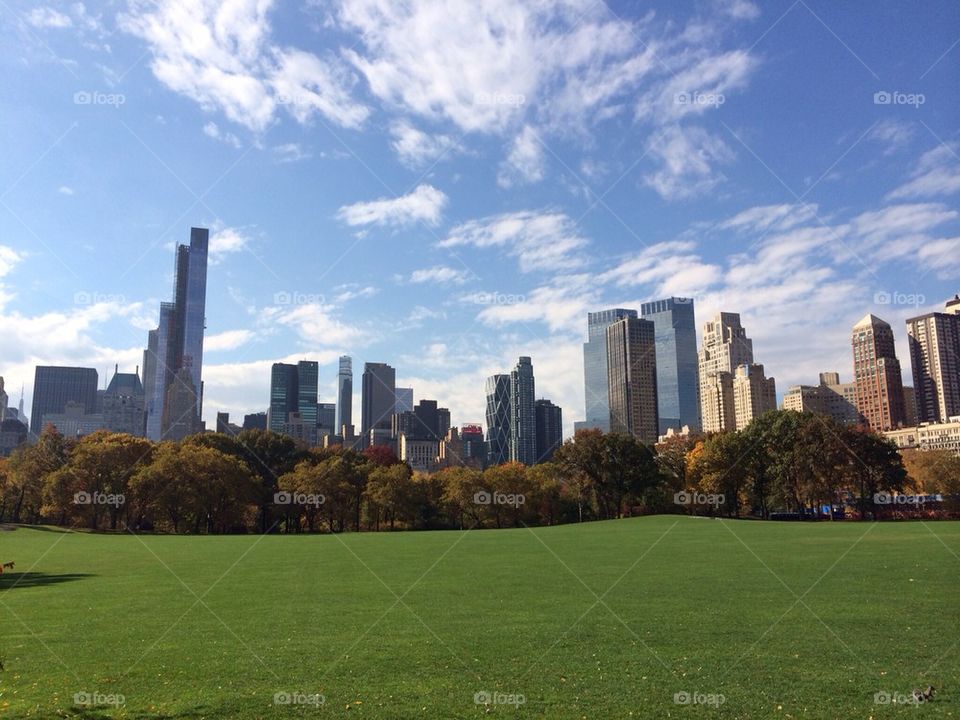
[0,517,957,718]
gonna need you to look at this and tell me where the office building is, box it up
[395,387,414,414]
[852,314,907,431]
[906,295,960,424]
[336,355,353,435]
[0,377,7,422]
[461,423,486,465]
[317,402,336,437]
[534,399,563,462]
[640,297,700,432]
[581,308,638,432]
[42,401,104,437]
[0,419,27,457]
[143,227,209,440]
[510,356,537,465]
[30,366,99,436]
[606,316,659,444]
[242,412,267,431]
[268,361,319,444]
[361,362,396,446]
[485,374,511,466]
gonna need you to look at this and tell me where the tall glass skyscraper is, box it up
[361,362,396,444]
[640,297,701,433]
[582,308,638,432]
[143,228,208,441]
[268,361,319,444]
[510,356,536,465]
[336,355,353,433]
[485,374,511,466]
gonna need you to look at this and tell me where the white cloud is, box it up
[475,276,598,334]
[642,125,735,200]
[868,119,914,155]
[209,227,251,263]
[409,266,472,286]
[336,184,447,227]
[202,121,242,148]
[27,7,73,28]
[332,284,377,303]
[389,120,460,167]
[0,246,24,279]
[261,302,367,348]
[205,329,255,352]
[273,142,310,163]
[887,144,960,199]
[717,203,820,234]
[440,210,588,273]
[58,185,75,196]
[120,0,368,132]
[718,0,760,20]
[601,240,722,297]
[497,125,545,188]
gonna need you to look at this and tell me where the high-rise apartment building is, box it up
[698,313,775,432]
[782,372,860,425]
[510,357,537,465]
[852,314,907,431]
[485,374,511,466]
[30,366,99,436]
[361,362,396,446]
[906,295,960,424]
[534,399,563,462]
[102,366,146,436]
[143,228,208,440]
[581,308,638,432]
[640,297,700,432]
[336,356,353,435]
[606,316,659,444]
[732,363,777,430]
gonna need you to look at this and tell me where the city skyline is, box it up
[1,1,958,440]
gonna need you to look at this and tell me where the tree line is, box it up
[0,410,956,534]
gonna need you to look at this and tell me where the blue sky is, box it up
[1,0,958,436]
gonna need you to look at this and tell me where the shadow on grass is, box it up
[0,571,94,590]
[66,706,214,719]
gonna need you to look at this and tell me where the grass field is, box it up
[0,517,957,719]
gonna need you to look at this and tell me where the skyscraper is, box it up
[0,377,7,422]
[581,308,638,432]
[534,399,563,462]
[361,362,396,446]
[336,355,353,434]
[852,314,907,431]
[698,313,775,432]
[143,227,209,440]
[485,374,511,466]
[510,356,537,465]
[269,361,319,444]
[640,297,700,432]
[906,295,960,424]
[30,366,99,436]
[606,316,659,444]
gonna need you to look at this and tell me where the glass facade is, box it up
[30,366,99,436]
[336,355,352,433]
[510,356,536,465]
[640,297,701,433]
[485,374,511,466]
[582,309,638,432]
[361,362,396,440]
